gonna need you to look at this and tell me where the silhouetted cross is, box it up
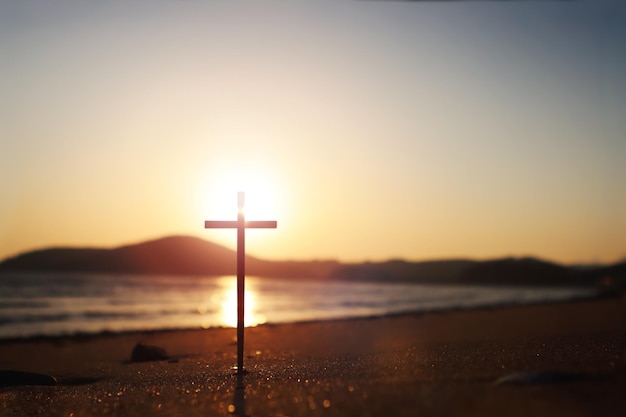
[204,192,277,373]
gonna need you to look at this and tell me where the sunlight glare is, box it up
[197,161,280,222]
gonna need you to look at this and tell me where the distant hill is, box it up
[0,236,235,275]
[329,259,477,283]
[0,236,338,279]
[1,235,624,289]
[331,257,626,289]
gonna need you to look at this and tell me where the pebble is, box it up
[130,343,170,362]
[0,370,58,387]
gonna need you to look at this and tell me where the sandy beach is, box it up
[1,295,625,417]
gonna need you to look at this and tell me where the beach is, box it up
[1,295,625,417]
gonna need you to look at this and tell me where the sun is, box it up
[197,162,281,222]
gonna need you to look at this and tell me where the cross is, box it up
[204,191,277,374]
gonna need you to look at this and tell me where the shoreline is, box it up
[2,295,625,416]
[0,290,606,344]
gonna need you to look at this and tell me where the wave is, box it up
[0,273,599,338]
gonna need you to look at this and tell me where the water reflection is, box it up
[216,276,266,328]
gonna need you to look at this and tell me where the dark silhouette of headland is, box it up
[0,236,339,279]
[0,235,624,290]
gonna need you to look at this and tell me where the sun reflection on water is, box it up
[217,276,266,328]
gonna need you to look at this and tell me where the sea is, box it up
[0,273,598,339]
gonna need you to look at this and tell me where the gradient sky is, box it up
[1,0,625,265]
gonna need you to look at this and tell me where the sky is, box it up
[1,0,625,265]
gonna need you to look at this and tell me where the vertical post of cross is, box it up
[236,191,245,373]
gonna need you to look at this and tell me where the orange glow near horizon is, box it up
[1,2,625,266]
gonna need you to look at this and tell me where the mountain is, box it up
[0,236,338,279]
[459,257,572,286]
[0,236,232,275]
[0,236,623,289]
[329,259,478,283]
[332,257,626,290]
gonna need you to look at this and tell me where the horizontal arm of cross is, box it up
[205,220,277,229]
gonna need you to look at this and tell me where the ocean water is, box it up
[0,273,597,339]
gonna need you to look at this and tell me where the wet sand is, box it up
[1,295,625,416]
